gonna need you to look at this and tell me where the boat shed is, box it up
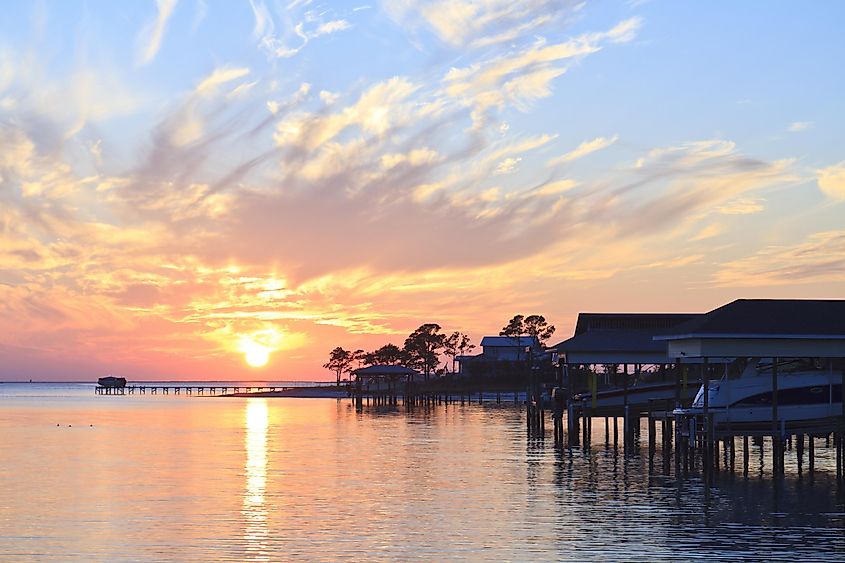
[654,299,845,360]
[352,365,421,385]
[553,313,698,365]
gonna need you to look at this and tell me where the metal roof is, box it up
[656,299,845,340]
[556,329,667,353]
[553,329,673,364]
[573,313,698,336]
[480,336,539,347]
[352,365,420,376]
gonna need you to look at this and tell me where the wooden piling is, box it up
[743,435,749,476]
[771,358,780,475]
[809,435,815,472]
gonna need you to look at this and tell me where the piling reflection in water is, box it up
[242,399,269,560]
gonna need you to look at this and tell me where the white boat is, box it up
[673,359,843,429]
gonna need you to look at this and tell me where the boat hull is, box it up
[674,369,843,431]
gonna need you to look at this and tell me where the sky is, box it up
[1,1,844,381]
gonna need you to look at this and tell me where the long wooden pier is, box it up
[96,385,301,396]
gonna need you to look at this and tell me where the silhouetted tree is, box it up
[500,314,556,361]
[524,314,555,344]
[323,347,356,386]
[404,323,446,380]
[364,343,405,366]
[352,349,365,369]
[443,331,474,373]
[500,314,527,361]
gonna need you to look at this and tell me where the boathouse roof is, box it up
[655,299,845,359]
[551,313,698,365]
[655,299,845,339]
[573,313,698,336]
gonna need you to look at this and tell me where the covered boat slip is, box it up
[656,299,845,478]
[551,313,701,444]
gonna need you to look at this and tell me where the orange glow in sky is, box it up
[2,2,844,380]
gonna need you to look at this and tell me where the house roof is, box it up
[655,299,845,340]
[480,336,539,347]
[573,313,698,336]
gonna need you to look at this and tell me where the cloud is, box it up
[787,121,812,133]
[384,1,582,50]
[256,6,352,60]
[547,135,619,166]
[817,162,845,200]
[717,198,765,215]
[195,66,251,96]
[715,230,845,287]
[443,19,642,125]
[494,157,521,175]
[689,224,722,242]
[136,0,178,66]
[249,0,273,39]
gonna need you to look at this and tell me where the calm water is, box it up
[2,383,845,561]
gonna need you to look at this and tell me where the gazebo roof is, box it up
[352,365,419,377]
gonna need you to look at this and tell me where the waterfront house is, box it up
[455,336,545,376]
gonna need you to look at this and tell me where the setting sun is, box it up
[242,341,271,368]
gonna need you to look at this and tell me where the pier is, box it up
[96,384,318,396]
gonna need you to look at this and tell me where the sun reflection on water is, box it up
[242,399,269,560]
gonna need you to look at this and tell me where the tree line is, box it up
[324,314,555,385]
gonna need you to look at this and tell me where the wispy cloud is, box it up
[443,19,642,126]
[255,5,352,59]
[717,197,765,215]
[136,0,178,66]
[547,135,619,166]
[383,1,583,50]
[715,230,845,287]
[787,121,812,132]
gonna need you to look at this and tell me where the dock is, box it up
[96,384,314,396]
[537,300,845,481]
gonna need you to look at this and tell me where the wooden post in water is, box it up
[623,363,629,451]
[648,403,656,464]
[613,416,618,447]
[809,435,815,472]
[841,356,845,481]
[702,359,710,479]
[771,358,780,476]
[743,435,749,476]
[797,433,805,474]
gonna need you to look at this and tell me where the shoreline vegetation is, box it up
[323,315,556,384]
